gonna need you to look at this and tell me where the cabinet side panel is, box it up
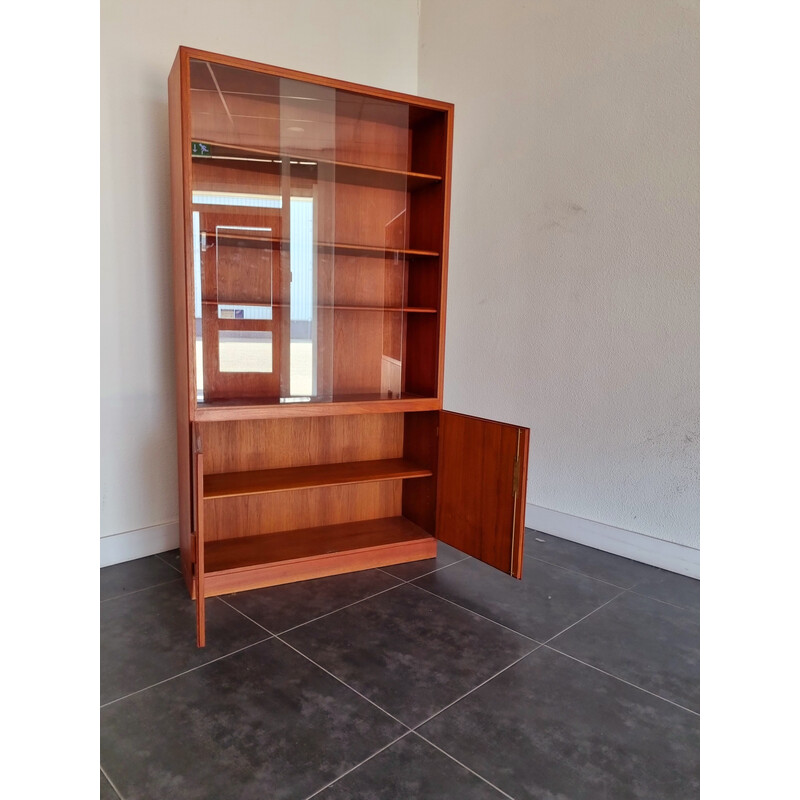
[169,53,194,590]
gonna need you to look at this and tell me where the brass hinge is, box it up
[194,434,203,454]
[512,457,521,496]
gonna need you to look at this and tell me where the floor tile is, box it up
[100,555,182,601]
[550,590,700,711]
[379,541,468,581]
[524,530,663,588]
[101,580,269,705]
[222,568,403,634]
[419,647,700,800]
[413,554,621,642]
[282,583,536,727]
[100,771,120,800]
[156,548,183,572]
[633,568,700,610]
[315,733,506,799]
[101,638,406,800]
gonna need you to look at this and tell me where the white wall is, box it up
[100,0,421,564]
[419,0,699,570]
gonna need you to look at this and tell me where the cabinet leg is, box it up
[196,592,206,648]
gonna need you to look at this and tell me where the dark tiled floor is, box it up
[100,531,699,799]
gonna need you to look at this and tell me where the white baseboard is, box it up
[100,521,180,568]
[525,503,699,579]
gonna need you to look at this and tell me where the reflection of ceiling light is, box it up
[287,126,304,132]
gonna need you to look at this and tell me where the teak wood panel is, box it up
[189,58,417,172]
[205,516,432,573]
[203,481,402,541]
[401,411,440,534]
[167,51,194,586]
[203,458,431,499]
[172,47,456,648]
[192,395,441,422]
[436,411,529,577]
[201,517,437,597]
[198,414,404,473]
[190,145,439,191]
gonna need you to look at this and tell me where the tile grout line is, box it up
[538,584,699,713]
[544,643,700,717]
[376,554,471,583]
[99,635,273,709]
[274,634,413,731]
[217,596,280,636]
[626,585,700,613]
[100,764,125,800]
[272,582,406,636]
[540,587,629,646]
[155,551,184,574]
[524,546,699,611]
[100,578,183,604]
[411,731,517,800]
[214,557,470,638]
[410,646,540,732]
[407,581,542,645]
[300,730,413,800]
[522,553,638,590]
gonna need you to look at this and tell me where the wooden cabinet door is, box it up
[436,411,530,578]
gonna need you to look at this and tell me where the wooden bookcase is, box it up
[168,47,530,646]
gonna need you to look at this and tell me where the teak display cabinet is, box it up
[168,47,530,646]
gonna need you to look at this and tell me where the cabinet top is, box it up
[173,46,454,113]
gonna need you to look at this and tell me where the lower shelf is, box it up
[200,517,436,597]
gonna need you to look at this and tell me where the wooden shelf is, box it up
[202,300,436,313]
[192,140,442,191]
[203,230,439,259]
[202,517,437,596]
[204,457,432,499]
[193,394,439,421]
[205,516,433,573]
[325,305,437,313]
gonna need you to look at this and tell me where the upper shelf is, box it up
[191,140,442,191]
[202,229,439,258]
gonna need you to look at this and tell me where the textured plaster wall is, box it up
[100,0,420,544]
[418,0,699,548]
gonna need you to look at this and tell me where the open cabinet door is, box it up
[437,411,530,578]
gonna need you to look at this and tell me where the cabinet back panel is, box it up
[199,414,403,473]
[332,255,405,307]
[405,314,440,397]
[190,61,412,171]
[335,183,408,247]
[402,411,440,533]
[410,111,449,177]
[204,481,402,540]
[333,311,394,395]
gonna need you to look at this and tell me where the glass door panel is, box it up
[188,58,428,405]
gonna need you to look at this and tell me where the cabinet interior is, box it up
[187,56,448,409]
[195,411,440,595]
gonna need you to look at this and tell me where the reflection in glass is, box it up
[218,330,273,373]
